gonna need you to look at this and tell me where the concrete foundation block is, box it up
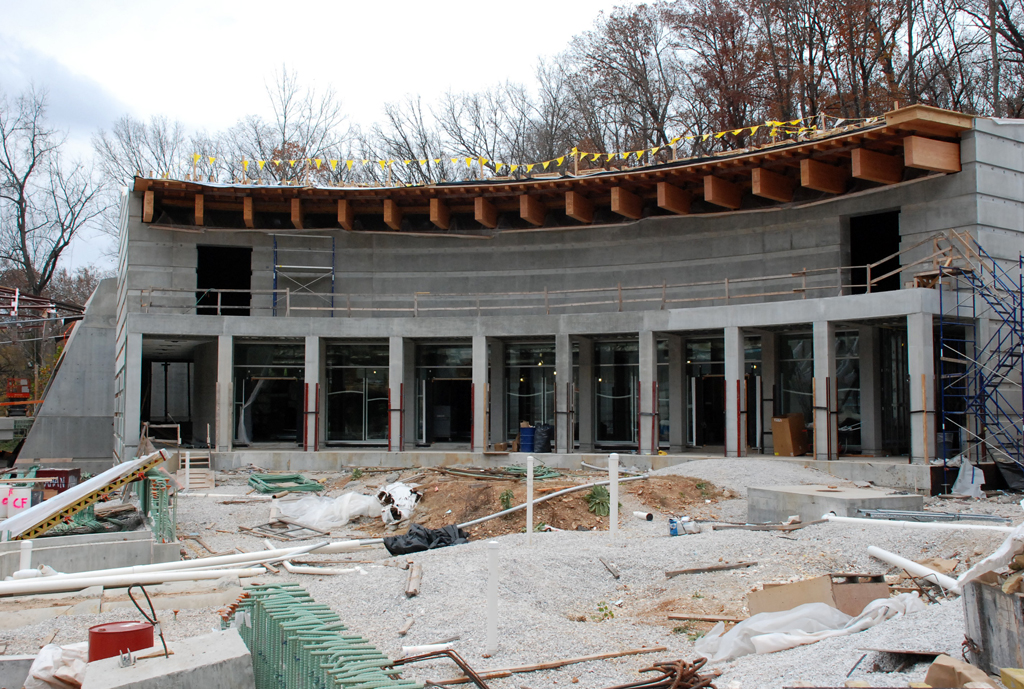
[0,655,36,689]
[747,484,924,524]
[82,629,254,689]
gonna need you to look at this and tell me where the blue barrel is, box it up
[520,426,535,452]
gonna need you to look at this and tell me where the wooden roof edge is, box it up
[884,103,975,132]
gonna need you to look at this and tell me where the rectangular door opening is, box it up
[197,245,252,315]
[849,211,900,294]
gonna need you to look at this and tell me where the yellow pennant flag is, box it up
[542,160,551,169]
[769,128,779,136]
[701,134,711,141]
[715,132,727,139]
[465,157,473,167]
[634,150,644,158]
[669,136,681,145]
[510,164,519,173]
[193,153,201,163]
[749,126,760,135]
[315,159,322,169]
[346,160,354,171]
[379,160,387,169]
[591,153,601,162]
[273,159,281,166]
[257,160,266,170]
[289,160,296,167]
[305,158,311,167]
[329,160,337,171]
[479,157,488,166]
[731,129,743,136]
[571,146,578,154]
[242,160,249,171]
[555,156,564,166]
[361,159,369,165]
[403,159,411,165]
[208,156,216,165]
[526,164,535,173]
[651,147,661,155]
[433,158,441,164]
[685,135,695,140]
[418,159,427,165]
[450,157,458,164]
[496,162,504,171]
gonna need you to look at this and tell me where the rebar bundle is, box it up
[603,658,717,689]
[223,583,422,689]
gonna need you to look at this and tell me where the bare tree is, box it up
[93,115,189,184]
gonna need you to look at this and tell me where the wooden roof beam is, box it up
[520,195,546,226]
[384,200,403,230]
[657,182,691,215]
[290,198,304,229]
[800,159,849,194]
[143,190,154,223]
[475,197,498,228]
[430,198,450,230]
[751,168,794,203]
[243,197,254,228]
[704,175,742,210]
[194,194,204,226]
[610,186,643,220]
[851,148,904,184]
[338,199,354,231]
[903,136,961,173]
[565,191,594,223]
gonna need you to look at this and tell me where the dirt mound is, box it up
[626,475,722,514]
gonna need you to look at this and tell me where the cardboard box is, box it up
[771,413,808,456]
[747,574,890,617]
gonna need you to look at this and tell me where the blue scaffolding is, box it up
[272,234,336,317]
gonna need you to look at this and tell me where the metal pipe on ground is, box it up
[0,567,266,597]
[824,514,1014,533]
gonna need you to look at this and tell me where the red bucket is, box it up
[88,621,154,662]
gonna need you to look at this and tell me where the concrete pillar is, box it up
[857,325,883,455]
[402,339,416,448]
[489,339,506,447]
[638,331,657,455]
[813,321,838,460]
[668,335,686,453]
[724,326,744,457]
[215,334,233,452]
[907,313,935,464]
[759,332,777,454]
[123,332,143,459]
[303,336,321,451]
[577,337,594,452]
[389,336,408,451]
[472,335,487,451]
[555,334,572,453]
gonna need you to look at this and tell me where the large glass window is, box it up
[836,332,862,451]
[506,343,555,440]
[595,341,638,446]
[326,343,389,444]
[686,339,725,446]
[234,342,304,444]
[778,334,813,426]
[416,344,473,444]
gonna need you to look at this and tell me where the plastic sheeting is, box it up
[958,504,1024,587]
[951,460,986,499]
[278,493,378,530]
[694,592,927,663]
[378,482,421,526]
[383,523,469,555]
[24,642,87,689]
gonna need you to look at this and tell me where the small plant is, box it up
[695,481,710,499]
[351,468,364,480]
[586,485,611,516]
[534,521,547,532]
[691,591,704,599]
[672,623,706,641]
[499,489,514,510]
[593,600,614,621]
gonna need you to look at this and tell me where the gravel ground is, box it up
[7,459,1020,689]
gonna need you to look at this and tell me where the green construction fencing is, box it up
[224,583,422,689]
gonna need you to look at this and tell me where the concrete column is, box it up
[577,337,594,452]
[759,332,777,454]
[123,332,143,459]
[389,336,407,451]
[489,339,506,447]
[724,326,744,457]
[907,313,936,464]
[638,331,657,455]
[667,335,686,453]
[215,334,233,452]
[402,339,416,448]
[813,321,838,460]
[303,336,320,451]
[857,325,883,455]
[555,334,572,453]
[472,335,488,451]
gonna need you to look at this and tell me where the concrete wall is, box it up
[20,279,117,464]
[0,530,179,579]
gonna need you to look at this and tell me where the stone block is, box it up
[747,484,924,524]
[82,629,254,689]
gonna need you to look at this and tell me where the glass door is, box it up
[326,343,389,445]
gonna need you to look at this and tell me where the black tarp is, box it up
[534,423,553,452]
[383,523,470,555]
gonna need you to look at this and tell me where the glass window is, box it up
[326,343,389,444]
[836,332,861,451]
[506,343,556,439]
[233,342,304,444]
[778,333,813,425]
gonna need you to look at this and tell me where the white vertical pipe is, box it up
[609,452,619,541]
[526,456,534,546]
[19,540,31,570]
[486,540,499,655]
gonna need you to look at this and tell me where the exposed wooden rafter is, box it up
[751,168,793,203]
[430,198,450,230]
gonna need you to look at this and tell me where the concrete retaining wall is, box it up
[0,530,179,579]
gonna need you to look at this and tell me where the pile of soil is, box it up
[625,475,723,514]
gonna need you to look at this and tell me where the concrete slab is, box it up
[747,484,924,524]
[81,629,254,689]
[0,655,35,689]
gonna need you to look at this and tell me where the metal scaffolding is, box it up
[272,234,336,317]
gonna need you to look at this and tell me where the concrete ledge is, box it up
[0,655,35,689]
[0,530,180,579]
[772,457,931,492]
[748,484,924,523]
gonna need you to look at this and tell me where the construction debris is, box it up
[432,647,670,686]
[237,517,328,541]
[665,561,757,578]
[748,574,890,617]
[246,473,322,495]
[405,561,422,597]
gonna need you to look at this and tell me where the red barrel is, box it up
[88,622,154,662]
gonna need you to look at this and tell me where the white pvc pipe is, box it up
[609,453,618,542]
[402,642,453,657]
[486,540,498,655]
[867,546,961,594]
[526,456,534,547]
[633,511,654,521]
[281,561,360,576]
[0,567,266,597]
[177,493,272,500]
[825,514,1014,533]
[19,540,31,571]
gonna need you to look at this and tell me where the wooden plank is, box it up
[243,197,254,229]
[290,198,304,229]
[704,175,742,209]
[430,198,450,230]
[903,135,961,173]
[337,199,354,231]
[143,190,154,223]
[384,199,403,230]
[657,182,691,215]
[885,103,974,135]
[565,191,593,223]
[852,148,904,184]
[667,614,747,622]
[433,647,669,686]
[610,186,643,219]
[194,194,204,226]
[665,560,757,578]
[520,194,545,226]
[800,158,849,194]
[711,519,825,532]
[475,197,498,228]
[598,557,620,579]
[751,168,794,202]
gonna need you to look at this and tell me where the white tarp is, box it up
[694,592,927,662]
[958,502,1024,586]
[378,482,420,525]
[951,460,986,499]
[277,493,377,530]
[24,642,87,689]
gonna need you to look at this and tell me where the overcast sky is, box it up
[0,0,623,269]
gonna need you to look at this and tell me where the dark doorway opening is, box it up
[879,327,910,454]
[197,246,252,315]
[849,211,901,294]
[425,379,472,443]
[694,376,725,446]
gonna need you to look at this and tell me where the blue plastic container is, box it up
[668,518,679,537]
[519,426,536,453]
